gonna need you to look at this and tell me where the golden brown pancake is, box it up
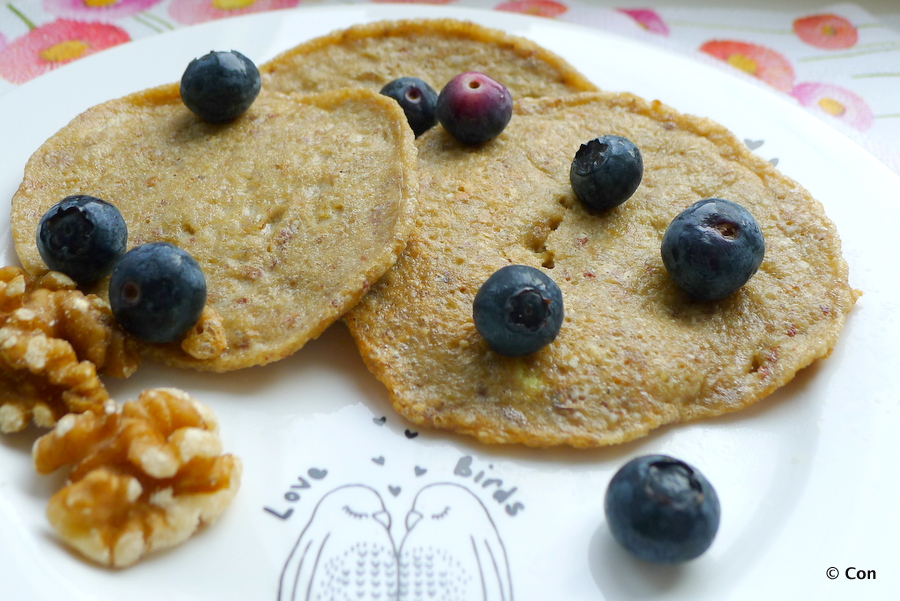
[260,18,597,99]
[11,85,418,371]
[344,91,858,448]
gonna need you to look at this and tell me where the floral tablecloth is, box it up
[1,0,899,173]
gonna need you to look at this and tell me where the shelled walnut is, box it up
[33,387,241,568]
[0,267,139,433]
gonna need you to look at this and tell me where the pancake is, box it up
[260,18,597,99]
[344,91,858,448]
[10,85,418,372]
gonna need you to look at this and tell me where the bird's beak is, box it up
[405,510,423,531]
[373,509,391,530]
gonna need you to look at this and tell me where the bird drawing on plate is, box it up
[278,484,397,601]
[398,483,513,601]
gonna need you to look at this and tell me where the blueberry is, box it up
[180,50,261,122]
[109,242,206,344]
[570,135,643,212]
[380,77,439,137]
[661,198,765,301]
[36,195,127,285]
[605,454,720,563]
[436,72,512,145]
[472,265,563,356]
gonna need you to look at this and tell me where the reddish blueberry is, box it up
[436,72,512,144]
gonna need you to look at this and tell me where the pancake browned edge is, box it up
[344,91,859,448]
[259,18,597,98]
[11,85,418,372]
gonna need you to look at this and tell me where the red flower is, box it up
[495,0,567,18]
[700,40,795,92]
[0,19,129,84]
[616,9,669,36]
[793,14,857,50]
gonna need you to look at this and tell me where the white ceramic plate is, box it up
[1,5,898,601]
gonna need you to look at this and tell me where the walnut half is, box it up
[0,267,140,433]
[32,388,241,568]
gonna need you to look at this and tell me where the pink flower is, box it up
[700,40,795,92]
[793,14,857,50]
[616,8,669,36]
[168,0,300,26]
[791,82,872,131]
[0,19,129,84]
[495,0,567,18]
[42,0,164,22]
